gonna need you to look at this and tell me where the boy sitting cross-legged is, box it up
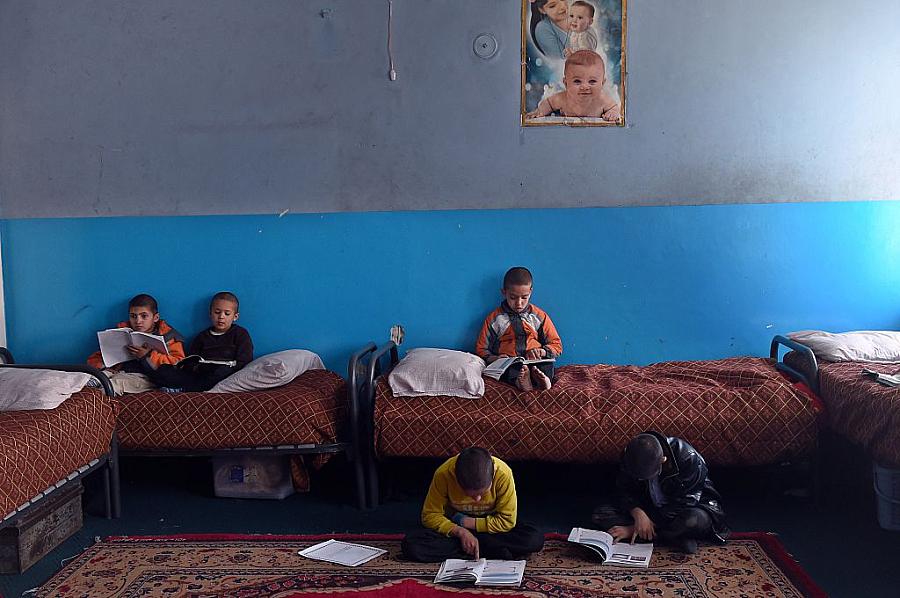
[402,447,544,562]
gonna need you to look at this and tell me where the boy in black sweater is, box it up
[151,291,253,392]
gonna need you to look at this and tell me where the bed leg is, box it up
[103,466,112,519]
[353,451,367,510]
[366,454,380,509]
[110,433,121,518]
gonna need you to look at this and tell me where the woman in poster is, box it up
[530,0,570,59]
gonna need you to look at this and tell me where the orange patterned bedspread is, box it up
[0,387,117,520]
[373,357,820,466]
[116,370,347,453]
[816,361,900,468]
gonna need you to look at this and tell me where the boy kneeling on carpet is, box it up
[592,431,731,554]
[402,447,544,562]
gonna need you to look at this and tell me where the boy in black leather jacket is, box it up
[593,431,730,554]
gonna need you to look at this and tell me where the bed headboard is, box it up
[770,335,819,393]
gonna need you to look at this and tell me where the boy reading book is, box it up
[475,267,562,391]
[87,292,185,373]
[86,294,186,396]
[149,291,253,392]
[591,432,730,554]
[401,447,544,562]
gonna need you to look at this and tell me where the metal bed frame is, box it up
[348,341,398,509]
[0,349,121,530]
[770,335,819,392]
[118,369,368,510]
[352,339,824,509]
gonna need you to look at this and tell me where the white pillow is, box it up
[788,330,900,363]
[388,348,485,399]
[0,368,92,411]
[208,349,325,393]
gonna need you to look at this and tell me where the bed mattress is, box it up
[373,357,820,466]
[815,361,900,467]
[116,370,347,459]
[1,387,116,520]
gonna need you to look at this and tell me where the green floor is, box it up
[2,445,898,598]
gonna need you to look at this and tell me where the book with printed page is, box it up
[297,539,387,567]
[176,354,237,369]
[482,356,555,380]
[97,328,169,368]
[433,558,526,586]
[567,527,653,568]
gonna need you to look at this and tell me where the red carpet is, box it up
[35,532,826,597]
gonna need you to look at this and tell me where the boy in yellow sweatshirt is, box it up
[401,447,544,562]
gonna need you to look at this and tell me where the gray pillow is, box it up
[208,349,325,393]
[789,330,900,362]
[0,368,92,411]
[388,348,486,399]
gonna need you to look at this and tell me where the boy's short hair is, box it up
[455,447,494,491]
[211,291,239,311]
[571,0,595,18]
[128,294,158,314]
[503,267,533,289]
[564,50,606,77]
[622,434,664,480]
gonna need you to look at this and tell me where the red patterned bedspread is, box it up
[816,361,900,467]
[116,370,347,457]
[373,357,820,466]
[0,388,117,520]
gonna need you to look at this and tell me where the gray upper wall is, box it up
[1,0,898,218]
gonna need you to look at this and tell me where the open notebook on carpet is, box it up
[298,539,387,567]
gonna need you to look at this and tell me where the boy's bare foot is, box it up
[530,367,552,390]
[515,366,534,391]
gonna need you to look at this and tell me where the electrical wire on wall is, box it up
[387,0,397,80]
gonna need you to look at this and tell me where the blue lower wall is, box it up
[3,202,899,373]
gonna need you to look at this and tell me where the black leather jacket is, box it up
[615,431,730,543]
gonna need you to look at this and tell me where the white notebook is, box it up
[297,539,387,567]
[97,328,169,367]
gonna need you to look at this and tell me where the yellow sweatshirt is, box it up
[421,455,517,536]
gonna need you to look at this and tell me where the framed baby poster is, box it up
[521,0,627,127]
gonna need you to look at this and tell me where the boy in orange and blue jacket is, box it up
[475,267,563,391]
[87,293,186,373]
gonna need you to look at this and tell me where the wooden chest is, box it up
[0,482,83,574]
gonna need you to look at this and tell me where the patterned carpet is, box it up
[35,532,825,597]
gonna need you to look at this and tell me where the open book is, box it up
[297,539,387,567]
[862,368,900,387]
[434,558,526,586]
[483,356,555,380]
[567,528,653,568]
[97,328,169,367]
[176,354,237,369]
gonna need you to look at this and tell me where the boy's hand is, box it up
[630,508,656,541]
[126,344,152,359]
[526,348,544,360]
[608,525,635,543]
[452,526,479,560]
